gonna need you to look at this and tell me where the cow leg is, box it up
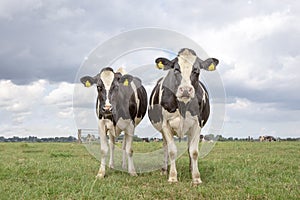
[122,135,127,169]
[108,133,115,169]
[96,122,108,179]
[187,136,192,172]
[188,126,202,185]
[163,126,177,183]
[161,134,168,175]
[124,127,137,176]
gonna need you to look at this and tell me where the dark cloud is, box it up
[1,0,299,85]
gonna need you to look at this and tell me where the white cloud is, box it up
[198,8,293,62]
[0,80,77,137]
[43,82,76,120]
[227,97,300,123]
[0,79,46,115]
[44,82,74,105]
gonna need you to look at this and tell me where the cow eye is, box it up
[193,68,199,74]
[97,85,103,91]
[112,84,118,90]
[174,68,181,73]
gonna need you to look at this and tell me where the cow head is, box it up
[80,67,122,117]
[155,48,219,103]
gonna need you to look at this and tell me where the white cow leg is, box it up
[122,135,127,169]
[161,134,168,175]
[96,122,108,179]
[163,127,177,183]
[108,133,115,169]
[188,127,202,185]
[125,127,137,176]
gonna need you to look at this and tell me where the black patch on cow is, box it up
[148,78,163,124]
[129,91,137,122]
[161,87,178,113]
[96,99,103,119]
[136,81,147,119]
[95,79,108,120]
[150,78,163,105]
[148,105,162,124]
[178,101,187,118]
[192,81,210,127]
[159,69,182,113]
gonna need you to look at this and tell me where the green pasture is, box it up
[0,142,299,199]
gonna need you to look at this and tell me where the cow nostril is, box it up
[102,105,112,112]
[188,87,193,93]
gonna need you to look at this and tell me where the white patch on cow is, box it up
[96,99,100,118]
[150,88,156,108]
[151,121,163,132]
[178,50,197,80]
[162,108,199,139]
[130,81,139,114]
[177,50,197,100]
[99,118,116,136]
[199,83,207,103]
[100,70,114,106]
[116,118,132,132]
[158,78,165,104]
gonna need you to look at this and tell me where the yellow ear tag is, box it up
[208,63,215,71]
[157,61,164,69]
[123,79,129,86]
[85,80,91,87]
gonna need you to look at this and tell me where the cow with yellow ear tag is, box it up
[149,48,219,185]
[80,67,147,178]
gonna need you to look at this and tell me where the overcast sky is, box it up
[0,0,299,139]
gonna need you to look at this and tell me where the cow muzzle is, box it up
[177,86,194,99]
[102,104,113,113]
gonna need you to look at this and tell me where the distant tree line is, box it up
[215,135,300,142]
[0,136,77,143]
[0,135,299,143]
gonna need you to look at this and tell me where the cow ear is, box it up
[80,76,97,87]
[114,72,122,81]
[155,58,174,70]
[119,74,133,86]
[200,58,219,71]
[132,77,142,88]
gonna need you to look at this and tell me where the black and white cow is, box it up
[80,67,147,178]
[148,48,219,184]
[260,135,276,142]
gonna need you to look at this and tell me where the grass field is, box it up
[0,141,299,199]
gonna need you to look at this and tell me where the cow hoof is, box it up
[168,177,178,183]
[192,179,202,185]
[96,173,105,179]
[130,172,138,176]
[109,164,114,169]
[160,169,168,176]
